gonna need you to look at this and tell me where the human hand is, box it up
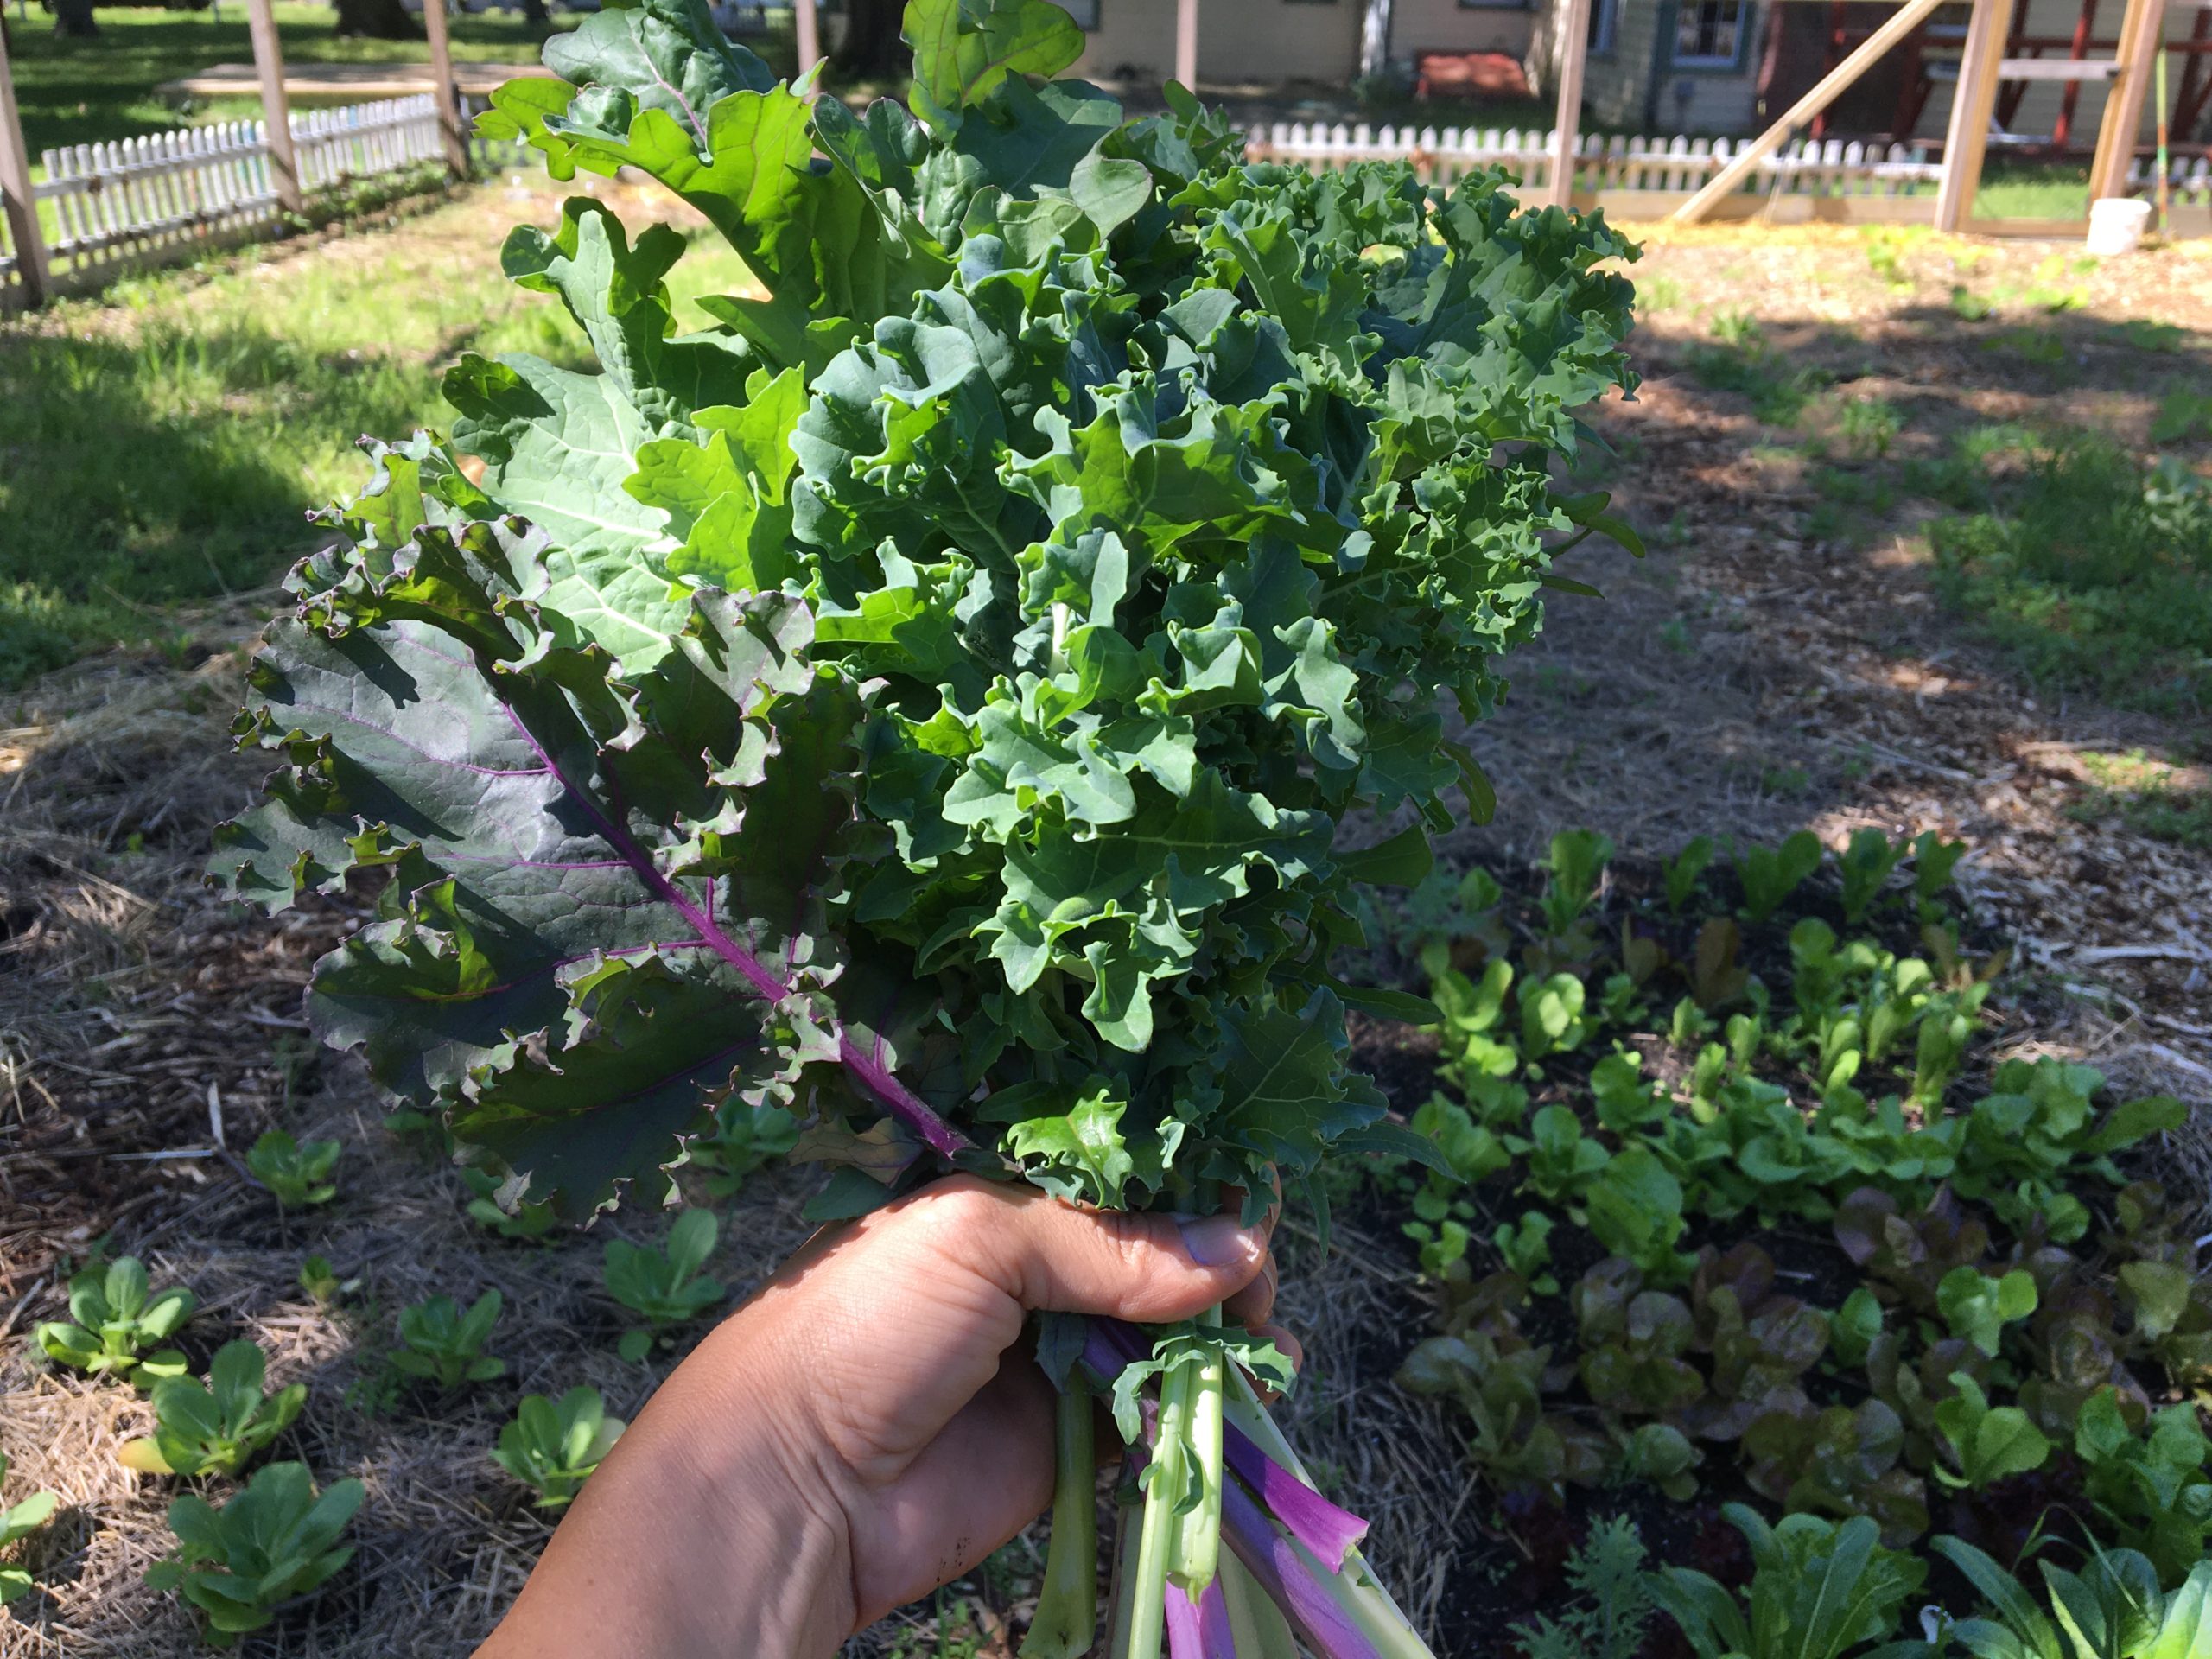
[478,1176,1290,1658]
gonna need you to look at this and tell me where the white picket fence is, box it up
[1249,124,1943,197]
[3,94,514,304]
[1248,121,2212,213]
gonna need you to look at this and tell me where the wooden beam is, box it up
[1548,0,1592,210]
[794,0,820,79]
[1174,0,1198,89]
[1934,0,2017,232]
[1675,0,1952,223]
[2088,0,2163,200]
[420,0,469,181]
[244,0,304,215]
[0,20,52,308]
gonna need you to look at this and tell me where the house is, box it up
[1518,2,2198,146]
[1049,0,2196,148]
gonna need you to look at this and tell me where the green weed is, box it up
[1930,442,2212,715]
[2068,749,2212,849]
[1837,398,1902,460]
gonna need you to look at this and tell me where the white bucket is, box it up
[2085,196,2154,256]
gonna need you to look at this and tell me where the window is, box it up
[1588,0,1618,54]
[1056,0,1100,27]
[1672,0,1748,68]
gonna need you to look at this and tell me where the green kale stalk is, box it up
[209,0,1637,1649]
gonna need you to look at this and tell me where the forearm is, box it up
[479,1317,855,1659]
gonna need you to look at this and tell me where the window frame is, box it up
[1669,0,1753,73]
[1587,0,1618,56]
[1056,0,1101,28]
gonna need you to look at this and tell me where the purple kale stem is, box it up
[1224,1427,1367,1570]
[1166,1580,1238,1659]
[498,705,970,1158]
[1219,1473,1382,1659]
[1082,1319,1370,1572]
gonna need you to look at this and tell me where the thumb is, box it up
[928,1178,1271,1325]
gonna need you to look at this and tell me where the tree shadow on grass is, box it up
[0,321,437,687]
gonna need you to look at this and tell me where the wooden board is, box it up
[157,62,555,100]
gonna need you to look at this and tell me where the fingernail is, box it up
[1178,1214,1259,1268]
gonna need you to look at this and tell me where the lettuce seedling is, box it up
[1521,974,1591,1065]
[145,1462,364,1647]
[1664,836,1714,915]
[1937,1266,2039,1359]
[119,1341,308,1478]
[685,1098,801,1198]
[205,0,1637,1643]
[297,1255,362,1306]
[604,1207,725,1362]
[1836,827,1904,925]
[244,1129,341,1210]
[1539,829,1612,936]
[392,1290,505,1390]
[1649,1506,1927,1659]
[1933,1535,2212,1659]
[461,1166,561,1243]
[1493,1211,1556,1294]
[1734,830,1823,924]
[493,1386,627,1510]
[1740,1398,1930,1545]
[1931,1372,2050,1490]
[0,1453,58,1607]
[35,1255,194,1380]
[1911,830,1967,902]
[2073,1386,2212,1584]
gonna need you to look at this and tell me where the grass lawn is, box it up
[0,182,759,689]
[1929,438,2212,718]
[4,2,586,160]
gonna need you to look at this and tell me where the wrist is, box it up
[629,1319,859,1657]
[480,1313,855,1659]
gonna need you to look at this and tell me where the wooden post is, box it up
[1935,0,2018,232]
[2088,0,2164,201]
[0,20,52,307]
[244,0,304,214]
[1675,0,1952,222]
[794,0,820,75]
[421,0,469,180]
[1174,0,1198,91]
[1548,0,1592,209]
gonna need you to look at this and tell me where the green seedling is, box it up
[605,1209,724,1363]
[1492,1211,1556,1294]
[297,1255,358,1306]
[1931,1372,2050,1490]
[392,1290,505,1390]
[244,1130,341,1210]
[1734,831,1823,925]
[35,1255,194,1380]
[1540,829,1612,936]
[1836,828,1905,924]
[1664,836,1714,915]
[460,1167,560,1243]
[145,1461,364,1648]
[1937,1266,2037,1358]
[0,1452,59,1607]
[119,1341,308,1478]
[493,1386,627,1510]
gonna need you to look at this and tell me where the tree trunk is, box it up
[1358,0,1393,80]
[522,0,548,26]
[830,0,907,80]
[333,0,422,41]
[51,0,99,39]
